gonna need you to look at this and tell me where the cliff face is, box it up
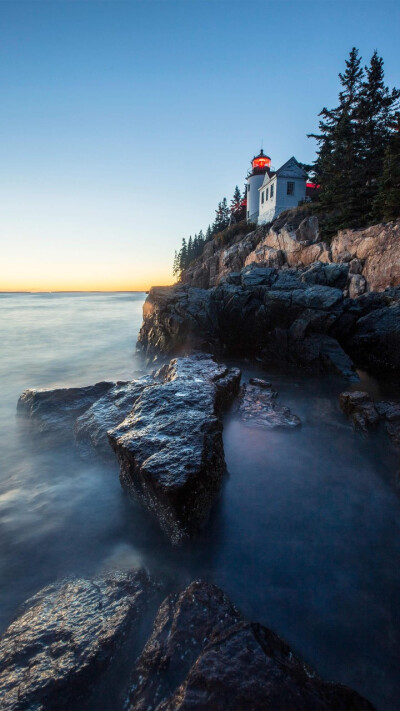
[181,212,400,297]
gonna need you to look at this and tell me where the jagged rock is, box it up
[331,220,400,292]
[348,274,367,299]
[17,378,152,454]
[0,570,155,711]
[339,391,400,448]
[108,355,241,545]
[125,581,375,711]
[238,381,301,428]
[75,377,153,455]
[339,391,380,432]
[17,381,115,439]
[138,270,400,376]
[301,262,349,290]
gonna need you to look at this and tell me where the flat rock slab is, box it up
[0,570,155,711]
[239,380,301,428]
[125,580,375,711]
[108,355,241,545]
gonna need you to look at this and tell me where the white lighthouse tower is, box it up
[246,149,271,223]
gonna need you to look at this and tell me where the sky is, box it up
[1,0,399,292]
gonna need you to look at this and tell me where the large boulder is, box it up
[0,570,155,711]
[331,219,400,292]
[125,581,375,711]
[17,381,115,440]
[108,355,241,545]
[74,377,153,455]
[17,378,152,454]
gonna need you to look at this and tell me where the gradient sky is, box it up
[1,0,399,291]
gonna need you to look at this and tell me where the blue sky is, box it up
[1,0,399,290]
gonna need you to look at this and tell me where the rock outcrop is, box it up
[108,355,241,545]
[339,390,400,448]
[180,212,400,296]
[125,580,374,711]
[0,570,155,711]
[139,271,400,376]
[238,378,301,428]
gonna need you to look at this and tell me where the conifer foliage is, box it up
[309,48,399,235]
[172,186,246,278]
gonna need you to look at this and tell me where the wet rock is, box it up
[74,377,153,455]
[125,581,242,711]
[17,378,153,455]
[125,581,375,711]
[339,391,380,432]
[138,272,400,376]
[238,381,301,428]
[108,355,241,545]
[339,392,400,448]
[0,570,155,711]
[17,381,114,439]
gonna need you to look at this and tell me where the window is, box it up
[261,191,264,204]
[247,210,249,218]
[270,183,274,198]
[247,183,250,191]
[287,181,295,196]
[266,187,269,200]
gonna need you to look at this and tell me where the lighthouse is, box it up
[246,149,271,223]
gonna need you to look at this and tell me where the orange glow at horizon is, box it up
[0,266,174,293]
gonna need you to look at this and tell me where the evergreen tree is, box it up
[214,198,230,232]
[205,225,212,242]
[179,238,187,271]
[372,125,400,221]
[172,250,179,279]
[187,235,193,262]
[357,51,400,215]
[309,48,365,231]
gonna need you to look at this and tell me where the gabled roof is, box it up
[259,156,306,190]
[275,156,306,178]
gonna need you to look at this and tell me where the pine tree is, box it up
[172,250,179,279]
[309,48,365,232]
[179,238,187,271]
[372,125,400,221]
[187,236,193,263]
[357,51,400,216]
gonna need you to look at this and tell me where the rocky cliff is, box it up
[181,210,400,298]
[138,211,400,376]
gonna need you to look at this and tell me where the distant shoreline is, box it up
[0,290,148,295]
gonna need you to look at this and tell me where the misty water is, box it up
[1,292,400,710]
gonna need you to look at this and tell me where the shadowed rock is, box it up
[125,581,375,711]
[339,391,400,449]
[108,355,241,545]
[0,570,155,711]
[238,380,301,428]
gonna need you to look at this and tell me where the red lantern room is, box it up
[251,149,271,173]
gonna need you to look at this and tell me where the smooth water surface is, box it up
[1,292,400,710]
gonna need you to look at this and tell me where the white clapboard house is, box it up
[246,151,307,225]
